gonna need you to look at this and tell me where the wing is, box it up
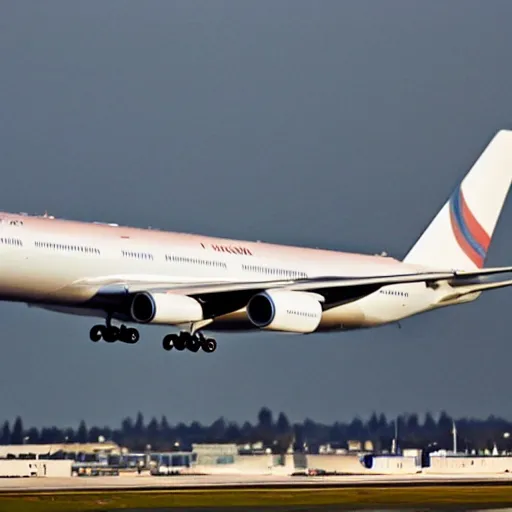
[75,271,454,294]
[76,265,512,296]
[75,270,449,318]
[71,265,512,320]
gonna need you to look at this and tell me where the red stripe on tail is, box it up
[459,190,491,252]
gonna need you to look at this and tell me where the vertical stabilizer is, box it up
[404,130,512,270]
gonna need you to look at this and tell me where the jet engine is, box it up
[246,290,323,333]
[130,292,203,324]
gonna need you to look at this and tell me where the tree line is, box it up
[2,408,511,453]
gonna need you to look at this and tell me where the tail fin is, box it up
[404,130,512,270]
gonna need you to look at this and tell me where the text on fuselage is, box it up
[201,243,253,256]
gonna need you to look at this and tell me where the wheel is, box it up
[173,332,188,351]
[118,325,127,342]
[89,325,104,342]
[186,336,201,353]
[120,327,139,344]
[162,334,175,351]
[202,338,217,353]
[127,328,140,344]
[103,326,119,343]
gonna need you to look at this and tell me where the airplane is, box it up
[2,130,512,355]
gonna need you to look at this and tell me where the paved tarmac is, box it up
[1,472,512,492]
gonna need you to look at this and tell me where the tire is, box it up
[162,334,175,351]
[174,333,187,351]
[202,338,217,353]
[187,339,200,353]
[129,328,140,344]
[124,328,139,344]
[103,326,119,343]
[89,325,104,342]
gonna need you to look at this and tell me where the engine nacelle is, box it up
[246,290,323,333]
[130,292,203,325]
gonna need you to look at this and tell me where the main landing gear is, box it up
[162,332,217,354]
[89,324,140,344]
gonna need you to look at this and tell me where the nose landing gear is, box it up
[162,331,217,353]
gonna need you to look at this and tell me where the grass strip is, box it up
[0,485,512,511]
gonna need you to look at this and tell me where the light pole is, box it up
[145,444,152,470]
[452,421,457,455]
[392,417,399,455]
[503,432,510,453]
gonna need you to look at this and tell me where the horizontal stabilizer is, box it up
[440,278,512,302]
[452,265,512,281]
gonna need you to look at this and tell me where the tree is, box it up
[240,421,253,442]
[121,417,134,436]
[147,417,159,442]
[303,418,318,440]
[39,428,52,444]
[258,407,273,429]
[25,427,40,444]
[276,413,291,435]
[102,427,113,442]
[378,413,388,431]
[329,422,345,444]
[88,426,101,443]
[368,412,380,434]
[423,412,437,434]
[77,421,88,444]
[225,423,241,442]
[135,412,145,435]
[11,417,23,444]
[293,424,305,451]
[407,414,420,432]
[256,408,276,446]
[160,416,170,433]
[208,417,226,441]
[63,427,75,443]
[274,413,293,455]
[0,422,10,445]
[438,411,452,433]
[347,417,364,440]
[2,407,509,454]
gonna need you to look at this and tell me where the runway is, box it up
[1,472,512,492]
[3,474,512,512]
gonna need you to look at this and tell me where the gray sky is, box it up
[1,0,512,428]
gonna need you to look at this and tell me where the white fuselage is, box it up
[0,211,470,333]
